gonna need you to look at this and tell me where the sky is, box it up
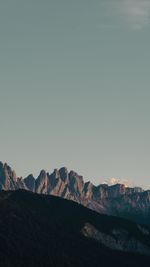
[0,0,150,188]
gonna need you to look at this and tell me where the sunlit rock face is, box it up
[0,162,27,191]
[0,161,150,224]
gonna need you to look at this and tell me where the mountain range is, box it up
[0,161,150,225]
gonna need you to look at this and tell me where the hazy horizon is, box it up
[0,1,150,189]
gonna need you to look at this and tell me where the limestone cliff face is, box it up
[0,161,150,224]
[0,162,26,191]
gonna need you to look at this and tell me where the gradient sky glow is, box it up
[0,0,150,188]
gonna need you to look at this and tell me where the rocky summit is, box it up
[0,161,150,225]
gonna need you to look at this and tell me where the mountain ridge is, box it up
[0,161,150,225]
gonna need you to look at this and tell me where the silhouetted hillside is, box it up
[0,190,150,267]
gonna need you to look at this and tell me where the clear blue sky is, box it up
[0,0,150,188]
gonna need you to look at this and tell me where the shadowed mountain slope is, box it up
[0,190,150,267]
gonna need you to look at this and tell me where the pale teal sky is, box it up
[0,0,150,188]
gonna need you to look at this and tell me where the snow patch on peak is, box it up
[102,177,132,188]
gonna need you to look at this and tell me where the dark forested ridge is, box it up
[0,190,150,267]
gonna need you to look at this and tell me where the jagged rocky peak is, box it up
[48,168,62,187]
[39,169,47,177]
[24,174,36,192]
[83,181,94,199]
[69,170,84,183]
[108,183,144,197]
[108,183,127,197]
[59,167,69,182]
[36,169,49,194]
[0,162,13,180]
[3,162,17,181]
[93,184,109,200]
[84,181,94,191]
[0,161,26,190]
[68,170,84,196]
[53,169,60,179]
[0,161,4,169]
[25,174,35,181]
